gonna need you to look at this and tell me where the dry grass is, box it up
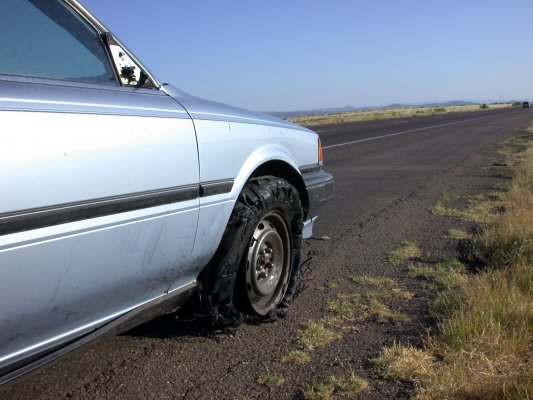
[500,130,533,165]
[257,373,285,388]
[375,124,533,399]
[476,144,533,267]
[417,263,533,399]
[429,193,498,224]
[408,258,466,290]
[298,321,341,351]
[351,275,396,287]
[279,350,311,365]
[377,268,533,399]
[367,298,410,324]
[373,344,435,382]
[492,182,510,192]
[303,381,335,400]
[388,241,420,264]
[446,229,471,240]
[288,104,512,128]
[488,191,507,201]
[326,291,410,324]
[324,297,364,319]
[304,373,368,400]
[365,289,414,300]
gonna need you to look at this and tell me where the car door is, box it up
[0,0,199,372]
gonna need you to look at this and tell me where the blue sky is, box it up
[82,0,533,111]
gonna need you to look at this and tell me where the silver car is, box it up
[0,0,333,384]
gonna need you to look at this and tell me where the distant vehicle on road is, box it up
[522,102,530,108]
[0,0,333,385]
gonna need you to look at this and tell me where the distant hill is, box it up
[267,100,480,119]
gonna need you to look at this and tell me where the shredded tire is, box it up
[197,176,303,329]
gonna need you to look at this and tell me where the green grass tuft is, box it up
[298,321,341,351]
[325,291,410,324]
[429,193,498,224]
[257,373,285,388]
[279,350,310,365]
[388,241,420,264]
[446,229,471,240]
[304,373,368,399]
[408,257,465,290]
[366,289,414,300]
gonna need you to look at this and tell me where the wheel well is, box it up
[249,160,309,218]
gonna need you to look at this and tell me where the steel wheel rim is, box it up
[245,210,291,315]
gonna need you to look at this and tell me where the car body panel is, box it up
[163,86,319,268]
[162,85,311,132]
[0,0,333,384]
[0,77,200,372]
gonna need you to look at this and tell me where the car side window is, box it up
[0,0,116,85]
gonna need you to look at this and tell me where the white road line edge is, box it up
[322,114,498,150]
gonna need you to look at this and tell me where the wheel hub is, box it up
[245,211,291,315]
[252,234,283,296]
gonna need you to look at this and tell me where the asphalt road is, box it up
[2,107,532,399]
[313,107,531,239]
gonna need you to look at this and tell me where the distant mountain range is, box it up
[266,100,483,119]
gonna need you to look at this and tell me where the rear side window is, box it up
[0,0,116,85]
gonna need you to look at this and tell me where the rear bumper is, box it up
[302,167,334,220]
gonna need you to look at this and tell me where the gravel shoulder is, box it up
[1,118,530,400]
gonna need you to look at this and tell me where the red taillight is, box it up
[318,138,324,166]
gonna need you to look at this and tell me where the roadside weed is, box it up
[476,155,533,267]
[298,321,340,351]
[368,298,410,324]
[366,289,413,300]
[491,182,509,192]
[408,257,465,290]
[446,229,471,240]
[415,264,533,399]
[488,191,507,201]
[373,344,434,382]
[429,192,458,216]
[326,374,368,396]
[304,373,368,400]
[429,192,497,224]
[279,350,310,365]
[325,291,410,324]
[304,382,334,400]
[257,373,284,388]
[324,298,364,319]
[388,241,420,264]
